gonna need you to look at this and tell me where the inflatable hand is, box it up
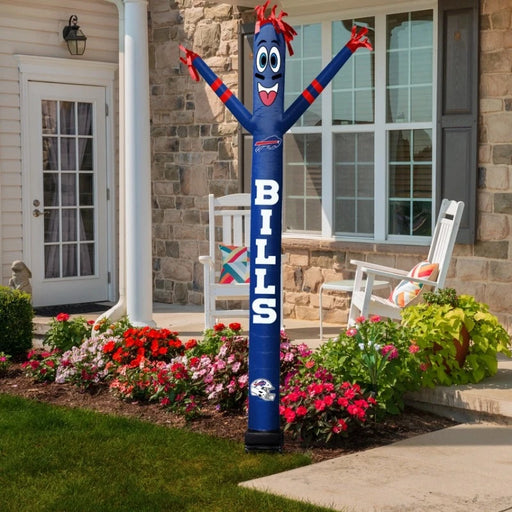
[179,45,200,81]
[346,26,373,53]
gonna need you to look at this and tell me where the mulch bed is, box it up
[0,364,457,463]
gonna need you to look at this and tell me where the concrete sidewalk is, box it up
[241,422,512,512]
[35,302,512,512]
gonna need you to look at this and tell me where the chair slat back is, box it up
[427,199,464,289]
[208,193,251,266]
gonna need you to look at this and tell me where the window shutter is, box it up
[437,0,479,243]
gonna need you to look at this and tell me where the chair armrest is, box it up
[350,259,408,277]
[365,267,437,287]
[198,255,214,269]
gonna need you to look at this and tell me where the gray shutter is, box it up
[436,0,479,243]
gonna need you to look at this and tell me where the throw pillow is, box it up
[389,261,439,308]
[219,245,250,284]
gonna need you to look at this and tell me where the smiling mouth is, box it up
[258,82,278,107]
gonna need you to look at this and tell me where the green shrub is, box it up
[317,316,423,416]
[0,286,34,360]
[402,289,512,386]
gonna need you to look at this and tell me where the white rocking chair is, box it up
[199,193,251,329]
[348,199,465,325]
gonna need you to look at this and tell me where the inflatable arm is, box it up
[180,46,254,133]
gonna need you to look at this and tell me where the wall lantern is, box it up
[63,15,87,56]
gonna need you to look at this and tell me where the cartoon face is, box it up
[253,23,286,109]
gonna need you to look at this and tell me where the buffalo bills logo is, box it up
[254,135,282,153]
[250,378,276,401]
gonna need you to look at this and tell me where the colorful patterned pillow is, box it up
[389,261,439,308]
[219,245,250,284]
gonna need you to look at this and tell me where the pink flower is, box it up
[355,316,366,324]
[381,344,399,360]
[56,312,70,322]
[346,328,358,337]
[409,343,420,354]
[369,315,381,323]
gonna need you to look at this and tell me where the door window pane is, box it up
[79,174,94,205]
[80,243,95,276]
[60,102,75,135]
[62,244,78,277]
[61,174,77,206]
[62,210,77,242]
[41,101,57,134]
[42,138,58,170]
[79,209,94,241]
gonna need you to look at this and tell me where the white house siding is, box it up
[0,0,118,285]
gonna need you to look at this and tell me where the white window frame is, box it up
[284,1,437,246]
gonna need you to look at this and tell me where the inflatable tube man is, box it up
[181,2,372,451]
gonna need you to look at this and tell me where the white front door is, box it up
[28,82,109,307]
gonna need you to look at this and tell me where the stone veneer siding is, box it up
[149,0,512,332]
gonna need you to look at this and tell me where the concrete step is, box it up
[406,355,512,424]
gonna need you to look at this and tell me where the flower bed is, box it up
[4,307,499,447]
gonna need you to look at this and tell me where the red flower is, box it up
[103,341,116,353]
[228,322,242,331]
[283,407,296,423]
[87,319,95,325]
[355,316,365,324]
[323,394,334,406]
[185,339,197,350]
[213,323,226,332]
[337,397,349,407]
[55,312,70,322]
[314,399,326,412]
[296,405,308,417]
[369,315,381,323]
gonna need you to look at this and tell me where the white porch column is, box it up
[124,0,154,326]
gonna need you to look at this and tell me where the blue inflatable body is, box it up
[181,1,371,451]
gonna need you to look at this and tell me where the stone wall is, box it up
[149,0,251,305]
[149,0,512,332]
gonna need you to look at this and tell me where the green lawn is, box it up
[0,394,334,512]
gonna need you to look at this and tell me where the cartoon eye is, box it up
[269,47,281,73]
[256,47,268,72]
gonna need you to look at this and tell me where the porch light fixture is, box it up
[63,15,87,56]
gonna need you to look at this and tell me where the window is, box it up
[240,0,478,244]
[283,6,435,242]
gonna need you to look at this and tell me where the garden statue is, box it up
[180,1,372,451]
[8,260,32,298]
